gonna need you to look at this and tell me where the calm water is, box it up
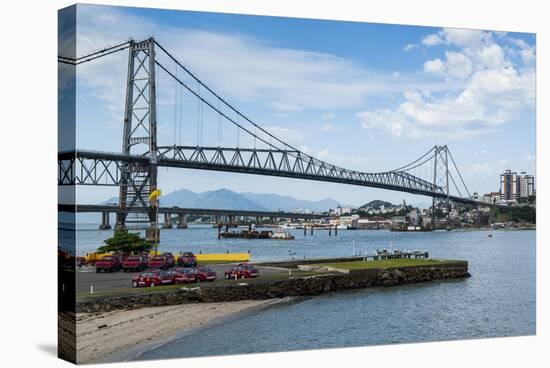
[65,225,536,360]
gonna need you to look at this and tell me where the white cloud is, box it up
[445,51,473,78]
[424,58,445,74]
[403,43,417,52]
[300,146,368,168]
[321,113,335,120]
[422,33,443,46]
[319,123,346,133]
[359,28,535,139]
[265,126,304,143]
[73,6,446,117]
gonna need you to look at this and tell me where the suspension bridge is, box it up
[58,37,491,234]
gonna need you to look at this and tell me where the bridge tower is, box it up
[432,145,450,227]
[116,38,158,238]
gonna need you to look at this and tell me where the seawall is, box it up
[77,263,469,313]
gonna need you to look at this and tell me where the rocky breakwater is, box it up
[77,262,469,314]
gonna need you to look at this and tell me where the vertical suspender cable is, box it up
[174,65,178,146]
[179,78,183,145]
[196,83,200,146]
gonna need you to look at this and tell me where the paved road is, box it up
[76,264,286,294]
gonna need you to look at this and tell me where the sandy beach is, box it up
[75,300,276,364]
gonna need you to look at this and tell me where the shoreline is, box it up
[76,299,280,364]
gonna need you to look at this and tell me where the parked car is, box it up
[122,255,148,272]
[193,266,217,282]
[177,252,197,267]
[147,253,175,269]
[75,256,87,268]
[170,268,197,284]
[132,270,173,288]
[95,256,121,273]
[224,263,260,279]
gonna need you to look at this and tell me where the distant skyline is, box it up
[61,5,536,206]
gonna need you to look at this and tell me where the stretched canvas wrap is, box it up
[58,3,536,364]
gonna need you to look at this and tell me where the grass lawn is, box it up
[317,258,466,271]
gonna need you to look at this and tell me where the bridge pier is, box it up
[176,214,188,229]
[162,213,173,229]
[99,211,112,230]
[114,213,126,231]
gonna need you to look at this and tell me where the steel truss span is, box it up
[58,147,481,205]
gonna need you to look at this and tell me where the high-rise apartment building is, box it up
[500,170,535,201]
[500,170,518,201]
[518,172,535,198]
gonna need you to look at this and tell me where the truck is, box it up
[122,255,148,272]
[147,253,175,270]
[95,255,121,273]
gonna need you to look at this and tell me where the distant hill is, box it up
[242,192,339,212]
[359,200,396,210]
[102,188,339,212]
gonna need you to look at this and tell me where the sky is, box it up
[59,4,536,208]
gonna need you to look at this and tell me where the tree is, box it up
[97,230,152,254]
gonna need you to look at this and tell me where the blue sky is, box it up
[62,4,536,207]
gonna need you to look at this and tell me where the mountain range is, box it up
[104,188,341,212]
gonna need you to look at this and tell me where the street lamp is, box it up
[149,188,162,255]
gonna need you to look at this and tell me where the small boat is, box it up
[270,231,295,240]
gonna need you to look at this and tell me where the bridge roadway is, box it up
[58,204,325,219]
[58,149,489,207]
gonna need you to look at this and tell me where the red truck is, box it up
[224,263,260,279]
[132,270,173,288]
[147,253,175,270]
[95,256,121,273]
[122,255,148,272]
[177,252,197,267]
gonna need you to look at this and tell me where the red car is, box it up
[224,264,260,279]
[132,270,173,288]
[193,267,217,282]
[147,253,175,270]
[95,256,121,273]
[177,252,197,267]
[170,268,197,284]
[122,255,148,272]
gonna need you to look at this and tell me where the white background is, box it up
[0,0,547,367]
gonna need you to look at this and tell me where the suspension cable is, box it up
[58,41,131,65]
[154,40,303,153]
[447,148,471,198]
[391,146,437,172]
[173,65,178,146]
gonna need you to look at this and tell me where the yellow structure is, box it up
[195,253,250,262]
[85,250,249,263]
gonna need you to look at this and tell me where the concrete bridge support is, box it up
[99,211,112,230]
[176,214,188,229]
[162,213,173,229]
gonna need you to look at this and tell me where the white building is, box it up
[518,172,535,198]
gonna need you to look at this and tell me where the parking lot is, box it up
[76,264,288,294]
